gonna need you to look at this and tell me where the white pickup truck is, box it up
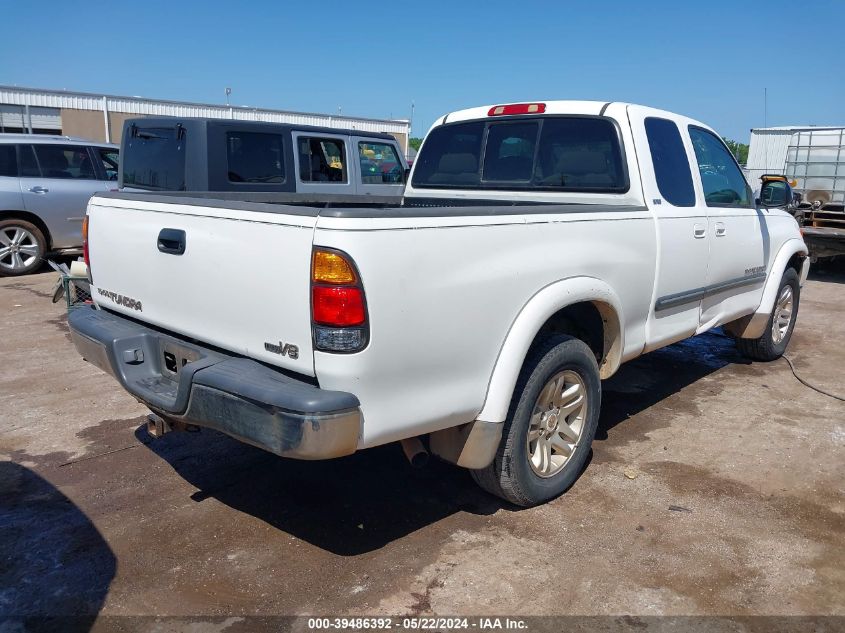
[68,101,808,506]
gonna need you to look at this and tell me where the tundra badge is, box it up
[97,288,143,311]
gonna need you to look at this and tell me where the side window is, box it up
[410,121,484,187]
[18,145,40,177]
[688,126,751,207]
[358,142,403,184]
[644,117,695,207]
[97,148,119,181]
[534,118,626,191]
[34,145,97,180]
[298,137,346,183]
[226,132,284,183]
[0,145,16,177]
[482,122,538,182]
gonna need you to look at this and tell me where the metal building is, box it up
[0,85,410,151]
[745,125,844,197]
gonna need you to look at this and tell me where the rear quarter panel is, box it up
[314,209,656,448]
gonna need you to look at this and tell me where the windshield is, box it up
[121,126,186,191]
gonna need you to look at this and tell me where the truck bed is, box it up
[98,190,644,217]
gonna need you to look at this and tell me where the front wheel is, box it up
[736,267,800,361]
[471,335,601,507]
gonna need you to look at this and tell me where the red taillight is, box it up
[487,103,546,117]
[311,248,368,351]
[82,215,90,268]
[312,286,365,326]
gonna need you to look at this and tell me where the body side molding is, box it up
[654,272,767,311]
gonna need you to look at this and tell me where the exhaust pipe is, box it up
[400,437,429,468]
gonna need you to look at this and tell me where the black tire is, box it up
[736,267,800,361]
[471,334,601,507]
[0,218,47,277]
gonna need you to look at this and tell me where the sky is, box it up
[1,0,843,143]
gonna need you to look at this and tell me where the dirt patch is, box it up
[1,268,844,618]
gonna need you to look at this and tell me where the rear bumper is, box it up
[68,307,361,459]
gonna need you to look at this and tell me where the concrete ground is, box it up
[1,265,844,624]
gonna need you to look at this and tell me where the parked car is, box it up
[69,101,808,507]
[0,134,118,276]
[119,118,408,197]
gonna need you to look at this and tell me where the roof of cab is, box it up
[430,100,716,138]
[437,100,612,126]
[125,116,398,142]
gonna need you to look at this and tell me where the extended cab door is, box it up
[629,106,711,351]
[353,137,407,196]
[686,126,766,329]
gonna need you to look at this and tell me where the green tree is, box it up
[409,137,423,152]
[722,138,749,165]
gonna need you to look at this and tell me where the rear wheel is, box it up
[471,334,601,507]
[0,219,46,277]
[736,268,800,361]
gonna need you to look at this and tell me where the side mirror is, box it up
[759,180,790,208]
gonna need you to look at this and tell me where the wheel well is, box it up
[786,251,804,275]
[0,210,52,250]
[531,300,622,378]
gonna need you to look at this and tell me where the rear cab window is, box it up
[412,116,627,192]
[122,125,186,190]
[483,122,538,182]
[412,122,484,187]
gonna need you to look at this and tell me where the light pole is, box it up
[408,101,415,160]
[225,87,232,106]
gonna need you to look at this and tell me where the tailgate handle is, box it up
[157,229,186,255]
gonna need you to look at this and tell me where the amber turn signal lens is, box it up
[82,215,90,268]
[313,250,357,284]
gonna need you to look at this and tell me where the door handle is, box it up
[693,224,706,239]
[29,186,49,194]
[157,228,186,255]
[715,222,727,237]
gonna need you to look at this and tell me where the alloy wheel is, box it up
[526,370,588,478]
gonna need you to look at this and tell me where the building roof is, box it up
[750,125,844,133]
[0,85,409,136]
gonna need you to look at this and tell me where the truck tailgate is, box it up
[86,195,317,376]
